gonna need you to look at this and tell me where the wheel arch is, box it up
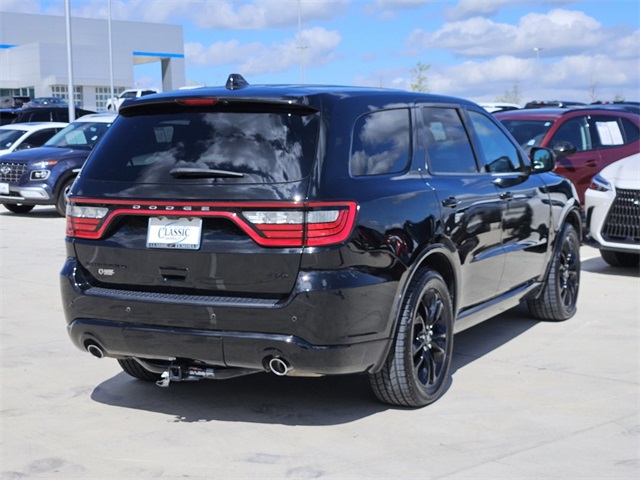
[371,243,460,373]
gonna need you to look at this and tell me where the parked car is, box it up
[61,77,582,407]
[524,100,586,109]
[495,107,640,206]
[479,102,522,113]
[0,95,30,108]
[0,113,116,215]
[584,153,640,267]
[0,105,95,126]
[105,88,158,111]
[0,122,68,156]
[24,96,68,107]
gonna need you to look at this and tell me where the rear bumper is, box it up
[67,318,390,375]
[60,258,398,375]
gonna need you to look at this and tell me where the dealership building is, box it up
[0,11,185,111]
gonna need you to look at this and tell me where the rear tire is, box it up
[600,249,640,268]
[370,269,454,407]
[528,223,580,321]
[118,358,163,382]
[3,203,34,214]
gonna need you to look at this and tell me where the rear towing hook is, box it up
[156,365,216,388]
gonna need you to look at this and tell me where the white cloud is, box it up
[0,0,42,14]
[408,9,611,58]
[185,27,341,76]
[445,0,579,21]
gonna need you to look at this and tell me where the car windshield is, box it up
[500,119,555,150]
[0,128,27,150]
[44,121,112,150]
[81,110,319,184]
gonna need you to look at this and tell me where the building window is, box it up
[51,85,83,107]
[96,86,124,111]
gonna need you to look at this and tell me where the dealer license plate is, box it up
[0,183,9,195]
[146,217,202,250]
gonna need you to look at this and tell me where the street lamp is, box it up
[532,47,544,99]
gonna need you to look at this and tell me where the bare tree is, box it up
[496,83,522,104]
[410,62,431,93]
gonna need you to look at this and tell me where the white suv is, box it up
[585,153,640,267]
[106,89,158,111]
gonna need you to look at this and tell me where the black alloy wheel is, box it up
[528,223,580,321]
[370,269,454,407]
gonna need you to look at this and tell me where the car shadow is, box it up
[90,304,541,425]
[581,255,639,278]
[0,207,60,218]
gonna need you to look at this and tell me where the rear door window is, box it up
[422,107,477,174]
[81,109,319,184]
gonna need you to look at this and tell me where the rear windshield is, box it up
[81,110,319,184]
[499,119,554,150]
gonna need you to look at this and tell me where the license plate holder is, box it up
[0,182,9,195]
[146,217,202,250]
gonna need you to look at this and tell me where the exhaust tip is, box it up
[85,341,105,359]
[267,356,291,376]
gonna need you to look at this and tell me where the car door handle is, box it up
[442,196,460,208]
[499,191,514,201]
[586,159,598,168]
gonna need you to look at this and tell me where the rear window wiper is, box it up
[169,167,245,178]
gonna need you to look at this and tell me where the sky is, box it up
[1,0,639,105]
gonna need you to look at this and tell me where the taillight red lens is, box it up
[66,200,358,248]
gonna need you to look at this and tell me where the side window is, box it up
[550,116,592,151]
[467,110,523,173]
[27,111,53,122]
[26,129,58,147]
[620,117,640,144]
[350,109,411,176]
[591,115,639,147]
[422,107,477,174]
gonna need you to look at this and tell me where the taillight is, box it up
[66,204,109,239]
[66,200,357,248]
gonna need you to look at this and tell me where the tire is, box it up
[55,177,75,217]
[600,249,640,268]
[3,203,34,214]
[528,223,580,321]
[370,269,454,407]
[117,358,163,382]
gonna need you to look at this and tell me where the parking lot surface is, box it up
[1,207,638,479]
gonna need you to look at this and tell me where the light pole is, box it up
[533,47,543,98]
[65,0,75,121]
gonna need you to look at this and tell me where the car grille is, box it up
[0,162,27,183]
[602,188,640,244]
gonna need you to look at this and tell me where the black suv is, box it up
[60,77,582,407]
[0,105,94,125]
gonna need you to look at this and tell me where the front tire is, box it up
[528,223,580,321]
[55,177,75,216]
[370,269,454,407]
[3,203,34,214]
[600,249,639,268]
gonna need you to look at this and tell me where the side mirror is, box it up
[530,147,556,173]
[553,141,577,158]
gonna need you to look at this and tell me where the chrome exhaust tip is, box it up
[85,341,105,359]
[267,356,291,376]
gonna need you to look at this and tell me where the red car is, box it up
[495,107,640,206]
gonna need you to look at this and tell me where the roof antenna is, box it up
[226,74,249,90]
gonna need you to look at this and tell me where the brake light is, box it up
[66,200,357,247]
[175,98,219,107]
